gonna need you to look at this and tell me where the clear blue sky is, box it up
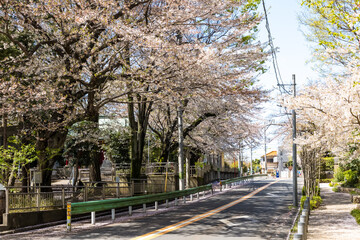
[246,0,319,161]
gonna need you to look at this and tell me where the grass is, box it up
[288,205,296,210]
[351,209,360,225]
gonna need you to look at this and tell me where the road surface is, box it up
[2,178,298,240]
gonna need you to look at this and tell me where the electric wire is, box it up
[261,0,292,124]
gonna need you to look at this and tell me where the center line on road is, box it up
[131,180,280,240]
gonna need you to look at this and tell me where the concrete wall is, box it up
[2,209,66,229]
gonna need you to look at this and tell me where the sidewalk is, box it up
[307,183,360,240]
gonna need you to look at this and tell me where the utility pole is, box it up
[292,74,298,207]
[250,145,253,174]
[238,140,243,177]
[178,104,185,190]
[264,129,267,174]
[186,150,190,189]
[277,74,298,207]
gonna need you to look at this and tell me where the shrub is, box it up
[300,195,307,208]
[332,187,339,192]
[320,179,332,183]
[351,209,360,225]
[350,191,360,195]
[334,168,345,182]
[310,195,323,210]
[302,186,306,196]
[343,170,359,187]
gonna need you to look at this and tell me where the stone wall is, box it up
[2,209,66,229]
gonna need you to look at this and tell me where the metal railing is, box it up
[5,183,133,213]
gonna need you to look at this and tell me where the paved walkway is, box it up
[307,183,360,240]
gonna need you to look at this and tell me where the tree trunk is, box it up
[86,92,102,183]
[36,129,67,192]
[21,164,29,193]
[89,152,102,182]
[7,161,17,187]
[128,92,152,179]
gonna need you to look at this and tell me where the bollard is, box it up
[166,199,169,208]
[190,194,193,201]
[175,198,178,206]
[129,206,132,216]
[211,188,214,195]
[298,221,305,239]
[203,191,205,197]
[143,203,146,213]
[300,215,307,234]
[294,233,303,240]
[155,201,158,210]
[91,211,95,225]
[111,209,115,221]
[183,196,186,204]
[300,215,306,223]
[301,210,309,231]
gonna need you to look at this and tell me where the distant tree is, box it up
[301,0,360,74]
[103,130,131,165]
[0,137,38,186]
[252,158,261,172]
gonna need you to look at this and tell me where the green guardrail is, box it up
[66,174,267,231]
[67,184,212,231]
[220,174,267,186]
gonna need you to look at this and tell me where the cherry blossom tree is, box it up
[0,0,269,182]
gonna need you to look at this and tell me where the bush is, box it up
[320,178,332,183]
[351,209,360,225]
[300,195,307,208]
[332,187,339,192]
[302,186,306,196]
[343,169,359,187]
[334,168,345,182]
[310,195,323,210]
[350,191,359,195]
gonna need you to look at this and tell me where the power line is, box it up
[261,0,293,125]
[261,0,291,95]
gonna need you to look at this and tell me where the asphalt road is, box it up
[2,178,298,240]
